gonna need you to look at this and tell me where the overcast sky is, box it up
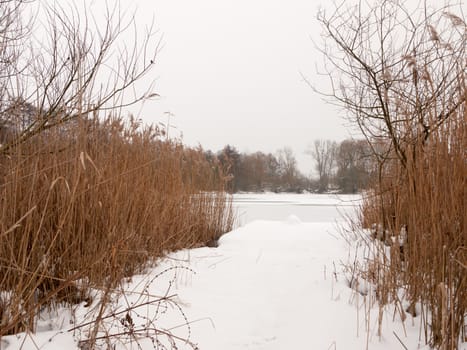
[89,0,362,174]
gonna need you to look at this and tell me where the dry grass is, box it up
[359,98,466,348]
[0,115,233,337]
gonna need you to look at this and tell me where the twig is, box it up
[67,294,177,332]
[393,331,408,350]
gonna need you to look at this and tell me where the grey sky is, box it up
[53,0,458,173]
[83,0,364,174]
[119,0,359,175]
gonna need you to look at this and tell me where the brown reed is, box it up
[360,95,466,349]
[0,115,233,337]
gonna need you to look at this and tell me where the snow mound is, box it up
[285,214,301,225]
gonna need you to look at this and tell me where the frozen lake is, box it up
[232,193,362,226]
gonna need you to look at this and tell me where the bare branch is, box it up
[0,1,161,153]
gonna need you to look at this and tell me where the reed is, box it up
[360,95,466,348]
[0,115,233,336]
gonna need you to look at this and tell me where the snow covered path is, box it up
[181,219,358,349]
[164,218,421,350]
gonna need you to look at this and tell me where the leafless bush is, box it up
[317,1,466,348]
[70,267,200,350]
[0,0,159,153]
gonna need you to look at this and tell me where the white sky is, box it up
[110,0,359,175]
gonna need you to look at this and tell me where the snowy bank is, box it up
[3,222,438,349]
[4,194,463,349]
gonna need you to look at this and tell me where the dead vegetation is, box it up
[0,115,233,337]
[318,1,466,348]
[0,0,233,344]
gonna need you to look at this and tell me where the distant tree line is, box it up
[205,139,374,194]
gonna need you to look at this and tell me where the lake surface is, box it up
[232,193,361,226]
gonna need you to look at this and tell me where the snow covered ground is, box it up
[3,193,463,349]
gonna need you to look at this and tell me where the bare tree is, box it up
[308,139,336,192]
[335,139,372,193]
[314,2,466,348]
[313,0,465,168]
[0,0,160,153]
[277,147,299,190]
[311,0,466,234]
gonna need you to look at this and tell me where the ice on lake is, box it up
[233,192,361,226]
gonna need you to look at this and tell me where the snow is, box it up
[3,194,465,350]
[233,192,361,225]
